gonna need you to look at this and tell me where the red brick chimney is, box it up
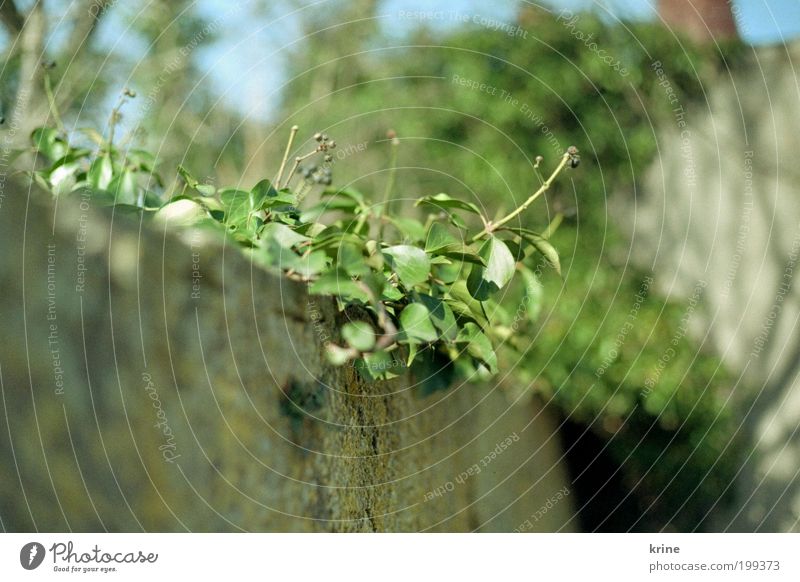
[658,0,738,43]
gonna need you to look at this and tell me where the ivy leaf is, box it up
[195,184,216,197]
[359,350,400,381]
[445,280,489,326]
[526,234,561,276]
[342,321,376,351]
[520,266,544,323]
[383,245,431,288]
[425,222,462,253]
[262,222,309,249]
[252,178,279,201]
[326,344,353,366]
[399,303,439,343]
[337,242,370,276]
[219,188,258,227]
[309,269,370,302]
[500,227,562,276]
[31,127,68,161]
[440,248,486,266]
[416,294,458,342]
[416,193,482,216]
[456,322,497,373]
[88,155,113,190]
[154,199,207,226]
[466,236,516,300]
[109,169,138,205]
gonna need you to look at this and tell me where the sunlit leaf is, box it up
[416,293,458,342]
[88,155,113,190]
[425,222,462,253]
[456,322,497,373]
[416,193,482,215]
[466,236,516,300]
[342,321,376,351]
[383,245,430,288]
[399,302,439,343]
[32,127,68,161]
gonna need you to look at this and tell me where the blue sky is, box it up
[82,0,800,121]
[184,0,800,118]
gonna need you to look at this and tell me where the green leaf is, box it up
[520,266,544,323]
[445,280,490,326]
[416,294,458,342]
[383,245,431,288]
[326,344,352,366]
[32,127,68,161]
[252,178,279,200]
[195,184,216,197]
[109,169,138,204]
[359,350,400,381]
[425,222,462,253]
[309,269,370,302]
[88,155,113,190]
[456,322,497,373]
[440,248,486,266]
[399,302,439,343]
[500,227,562,276]
[388,217,426,242]
[48,162,80,196]
[262,222,309,249]
[219,188,254,226]
[337,242,370,276]
[466,236,516,300]
[178,165,215,196]
[416,193,482,216]
[526,234,561,276]
[342,321,376,351]
[312,228,364,251]
[154,199,207,225]
[292,251,328,277]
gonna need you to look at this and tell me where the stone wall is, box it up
[0,187,575,532]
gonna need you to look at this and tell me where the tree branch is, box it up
[63,0,110,63]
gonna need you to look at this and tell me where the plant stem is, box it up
[43,73,65,134]
[382,140,398,210]
[379,137,399,239]
[471,152,570,242]
[275,125,299,187]
[282,150,319,189]
[541,212,564,239]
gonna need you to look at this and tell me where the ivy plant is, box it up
[26,93,578,388]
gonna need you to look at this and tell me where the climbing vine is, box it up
[27,90,577,387]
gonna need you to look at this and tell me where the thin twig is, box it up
[282,149,318,189]
[43,73,65,133]
[275,125,299,187]
[471,152,571,242]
